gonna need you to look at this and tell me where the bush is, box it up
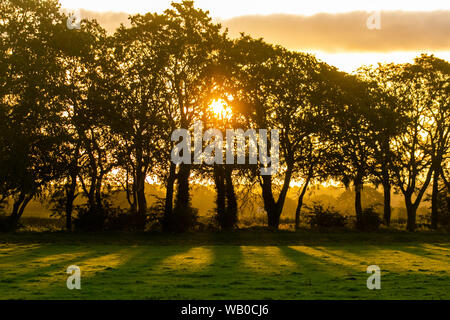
[145,197,166,231]
[436,193,450,230]
[73,204,108,232]
[357,207,382,231]
[0,214,12,232]
[306,203,347,229]
[0,202,10,232]
[73,198,153,232]
[106,211,148,232]
[437,204,450,230]
[164,205,199,233]
[19,217,64,232]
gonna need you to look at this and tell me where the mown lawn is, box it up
[0,231,449,299]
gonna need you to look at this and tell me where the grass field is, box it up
[0,231,449,300]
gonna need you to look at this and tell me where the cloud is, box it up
[221,11,450,52]
[78,9,130,32]
[78,10,450,52]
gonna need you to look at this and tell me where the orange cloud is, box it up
[79,10,450,52]
[221,11,450,52]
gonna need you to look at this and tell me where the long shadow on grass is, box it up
[136,245,234,300]
[394,244,450,264]
[285,245,450,299]
[0,245,121,285]
[278,246,372,299]
[0,245,133,300]
[99,245,246,300]
[67,245,196,299]
[195,245,244,299]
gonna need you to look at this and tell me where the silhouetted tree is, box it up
[0,0,68,230]
[406,55,449,229]
[357,65,406,226]
[157,1,226,231]
[384,60,437,231]
[225,36,338,229]
[95,15,170,224]
[321,71,378,228]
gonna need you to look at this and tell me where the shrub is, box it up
[437,202,450,230]
[73,204,108,232]
[0,214,12,232]
[0,202,10,232]
[106,210,148,232]
[216,208,238,231]
[436,193,450,230]
[146,197,166,231]
[392,217,407,225]
[306,203,347,229]
[439,212,450,230]
[165,205,199,233]
[357,207,382,231]
[19,217,64,232]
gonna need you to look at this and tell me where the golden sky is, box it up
[60,0,450,17]
[59,0,450,72]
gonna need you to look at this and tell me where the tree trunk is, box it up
[65,171,77,232]
[354,178,363,228]
[262,166,293,230]
[134,134,147,217]
[213,165,226,229]
[94,174,103,210]
[163,162,176,231]
[224,166,238,229]
[136,169,147,216]
[87,179,96,210]
[261,174,277,229]
[381,137,392,226]
[405,194,417,232]
[268,205,282,229]
[9,192,32,231]
[382,170,391,226]
[431,168,439,229]
[295,179,310,230]
[175,163,191,209]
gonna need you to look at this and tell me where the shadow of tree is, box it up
[1,241,448,299]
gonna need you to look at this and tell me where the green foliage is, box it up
[165,206,199,233]
[356,206,383,231]
[73,204,109,232]
[106,211,148,232]
[305,203,347,229]
[434,190,450,230]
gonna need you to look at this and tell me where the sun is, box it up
[209,98,232,120]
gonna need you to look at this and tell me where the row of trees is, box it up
[1,0,448,232]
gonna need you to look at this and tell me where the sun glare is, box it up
[209,99,232,120]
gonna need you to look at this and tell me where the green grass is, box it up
[0,231,449,299]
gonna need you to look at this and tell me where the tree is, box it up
[225,36,337,229]
[406,55,449,229]
[0,0,68,230]
[357,64,406,226]
[96,14,169,222]
[155,1,226,231]
[48,17,109,231]
[320,71,378,228]
[385,59,440,231]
